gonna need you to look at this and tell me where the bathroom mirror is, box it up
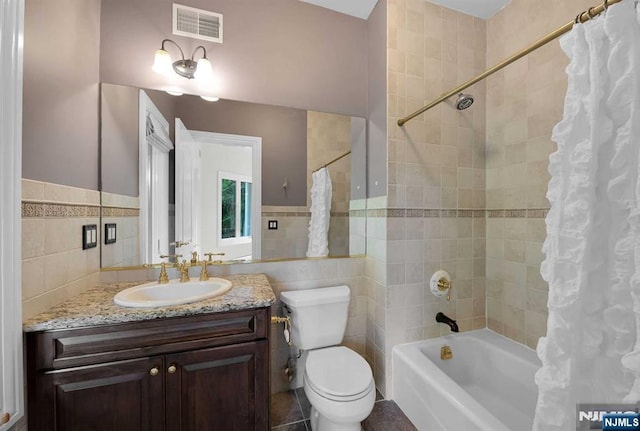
[100,83,367,268]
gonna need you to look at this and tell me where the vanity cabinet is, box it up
[26,308,270,431]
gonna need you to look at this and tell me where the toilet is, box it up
[280,285,375,431]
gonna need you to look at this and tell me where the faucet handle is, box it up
[160,254,183,263]
[204,252,225,263]
[170,240,190,248]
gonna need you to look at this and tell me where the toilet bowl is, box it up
[303,346,375,431]
[279,286,375,431]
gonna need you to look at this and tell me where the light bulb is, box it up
[152,49,173,76]
[200,95,219,102]
[193,57,213,82]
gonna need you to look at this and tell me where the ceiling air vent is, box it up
[173,3,223,43]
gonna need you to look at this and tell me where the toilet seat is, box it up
[305,346,374,402]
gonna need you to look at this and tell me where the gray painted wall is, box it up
[366,0,387,198]
[351,117,367,200]
[100,0,368,117]
[23,0,101,190]
[101,84,140,196]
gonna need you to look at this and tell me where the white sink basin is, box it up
[114,278,233,308]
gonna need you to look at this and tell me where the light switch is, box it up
[268,220,278,230]
[82,225,97,250]
[105,223,117,244]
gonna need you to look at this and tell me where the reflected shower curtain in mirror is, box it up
[533,2,640,429]
[307,167,332,257]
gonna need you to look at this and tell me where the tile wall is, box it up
[483,0,589,348]
[21,179,101,319]
[261,207,349,260]
[101,192,140,268]
[374,0,488,396]
[100,256,367,395]
[307,111,352,214]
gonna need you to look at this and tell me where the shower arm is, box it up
[397,0,621,127]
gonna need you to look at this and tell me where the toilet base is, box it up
[310,406,363,431]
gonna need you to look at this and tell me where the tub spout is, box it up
[436,312,459,332]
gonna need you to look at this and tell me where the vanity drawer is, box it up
[27,308,270,370]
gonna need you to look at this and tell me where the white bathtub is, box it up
[392,329,540,431]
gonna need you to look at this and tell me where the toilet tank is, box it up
[280,285,350,350]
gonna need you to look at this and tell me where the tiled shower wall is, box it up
[483,0,589,348]
[371,0,488,396]
[21,180,101,319]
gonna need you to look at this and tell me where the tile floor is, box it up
[271,388,417,431]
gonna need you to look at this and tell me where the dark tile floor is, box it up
[271,388,417,431]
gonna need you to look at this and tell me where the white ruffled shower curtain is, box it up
[306,167,332,257]
[533,1,640,429]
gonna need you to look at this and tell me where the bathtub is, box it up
[392,329,540,431]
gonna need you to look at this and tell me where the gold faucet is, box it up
[177,260,190,283]
[441,345,453,360]
[199,261,210,281]
[157,254,183,284]
[158,262,170,284]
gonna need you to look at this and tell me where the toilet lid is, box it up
[305,346,373,398]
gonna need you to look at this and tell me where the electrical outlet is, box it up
[82,225,97,249]
[268,220,278,230]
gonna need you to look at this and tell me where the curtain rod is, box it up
[313,151,351,173]
[397,0,621,127]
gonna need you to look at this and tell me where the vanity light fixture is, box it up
[153,39,213,81]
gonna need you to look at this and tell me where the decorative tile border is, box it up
[261,211,350,217]
[365,208,549,219]
[488,209,549,218]
[22,201,100,218]
[101,207,140,217]
[527,209,549,218]
[23,202,546,220]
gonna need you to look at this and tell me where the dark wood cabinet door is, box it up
[33,357,165,431]
[165,340,269,431]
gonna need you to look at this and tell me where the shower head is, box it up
[455,93,474,110]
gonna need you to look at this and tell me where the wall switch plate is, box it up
[105,223,117,244]
[82,225,97,249]
[268,220,278,230]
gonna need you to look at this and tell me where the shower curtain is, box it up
[533,1,640,429]
[306,167,332,257]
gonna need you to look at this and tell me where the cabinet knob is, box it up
[150,367,159,376]
[168,364,177,374]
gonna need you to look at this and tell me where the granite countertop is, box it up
[23,273,276,332]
